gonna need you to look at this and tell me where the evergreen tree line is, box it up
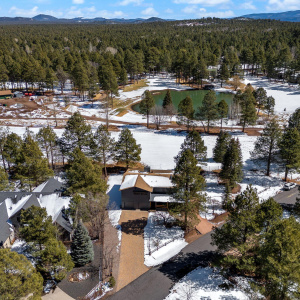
[212,185,300,299]
[0,18,300,93]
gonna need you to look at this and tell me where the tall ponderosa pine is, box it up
[162,89,172,108]
[254,87,267,116]
[279,127,300,181]
[196,90,219,133]
[240,89,257,132]
[180,130,207,163]
[219,62,230,87]
[3,132,22,170]
[20,206,57,250]
[15,133,54,188]
[60,112,93,156]
[37,125,58,169]
[71,222,94,267]
[170,149,206,231]
[265,96,275,117]
[251,118,282,176]
[0,249,43,299]
[213,130,231,163]
[288,107,300,132]
[177,96,195,132]
[115,128,141,169]
[66,147,108,194]
[93,125,116,177]
[220,138,243,188]
[140,90,155,128]
[217,100,229,130]
[258,217,300,299]
[38,238,74,281]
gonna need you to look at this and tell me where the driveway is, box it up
[116,210,149,291]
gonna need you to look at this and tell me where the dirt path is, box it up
[116,210,149,291]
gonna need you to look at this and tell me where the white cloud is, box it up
[240,1,256,10]
[72,0,85,4]
[165,8,174,14]
[118,0,143,5]
[182,6,234,18]
[8,5,126,19]
[141,7,159,16]
[174,0,231,7]
[267,0,300,11]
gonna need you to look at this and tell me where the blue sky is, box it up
[1,0,300,19]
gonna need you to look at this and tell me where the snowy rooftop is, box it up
[120,173,173,191]
[150,194,176,203]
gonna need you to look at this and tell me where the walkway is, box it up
[116,210,149,291]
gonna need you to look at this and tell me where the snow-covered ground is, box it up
[165,266,263,300]
[244,76,300,114]
[144,212,187,267]
[107,175,123,248]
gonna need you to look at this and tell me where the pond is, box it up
[132,89,233,113]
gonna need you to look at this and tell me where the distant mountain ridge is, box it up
[0,14,170,24]
[241,10,300,22]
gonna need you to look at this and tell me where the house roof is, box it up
[120,173,173,192]
[0,90,13,96]
[33,177,64,193]
[0,202,11,247]
[150,194,176,203]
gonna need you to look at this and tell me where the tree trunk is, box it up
[284,166,289,182]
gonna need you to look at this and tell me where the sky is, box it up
[1,0,300,20]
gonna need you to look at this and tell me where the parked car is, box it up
[283,182,297,191]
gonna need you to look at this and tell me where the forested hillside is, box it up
[0,18,299,94]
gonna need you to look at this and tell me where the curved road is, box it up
[107,187,299,300]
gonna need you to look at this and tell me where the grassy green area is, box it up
[123,79,148,92]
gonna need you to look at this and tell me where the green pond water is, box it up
[132,89,233,112]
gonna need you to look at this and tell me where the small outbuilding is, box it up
[0,90,13,99]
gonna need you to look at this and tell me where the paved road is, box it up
[107,231,216,300]
[108,187,299,300]
[274,186,298,205]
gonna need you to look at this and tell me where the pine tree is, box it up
[37,125,58,169]
[240,89,257,132]
[211,186,261,274]
[220,138,243,188]
[258,217,300,299]
[93,125,116,177]
[219,62,230,87]
[3,132,22,170]
[15,133,54,188]
[265,96,275,117]
[20,206,57,250]
[60,112,93,156]
[115,128,141,169]
[0,166,9,191]
[140,90,155,128]
[179,130,207,163]
[0,249,43,299]
[251,118,282,176]
[170,149,206,231]
[294,187,300,216]
[38,238,74,281]
[217,100,229,130]
[279,127,300,181]
[177,96,195,132]
[194,58,208,88]
[254,87,267,116]
[66,147,108,194]
[213,130,231,163]
[288,107,300,132]
[196,90,219,133]
[71,222,94,267]
[162,89,172,108]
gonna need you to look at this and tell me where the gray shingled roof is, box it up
[0,202,11,247]
[38,178,64,193]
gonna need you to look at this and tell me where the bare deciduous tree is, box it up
[150,105,167,130]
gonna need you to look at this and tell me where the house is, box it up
[0,90,13,100]
[0,178,72,248]
[120,170,177,210]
